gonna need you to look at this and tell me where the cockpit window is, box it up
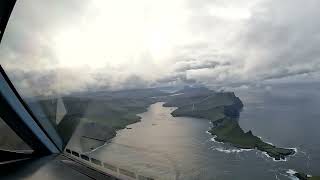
[1,0,320,179]
[0,117,32,152]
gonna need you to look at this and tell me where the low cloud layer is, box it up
[1,0,320,97]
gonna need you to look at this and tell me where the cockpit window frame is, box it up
[0,0,63,155]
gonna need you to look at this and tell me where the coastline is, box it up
[163,90,296,161]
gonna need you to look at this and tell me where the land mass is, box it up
[29,88,168,149]
[162,87,295,161]
[27,86,295,159]
[294,172,320,180]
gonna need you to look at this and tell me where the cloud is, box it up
[0,0,89,70]
[1,0,320,96]
[238,0,320,80]
[174,60,224,72]
[178,0,320,88]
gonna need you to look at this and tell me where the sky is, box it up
[1,0,320,96]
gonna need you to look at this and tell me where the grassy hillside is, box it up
[294,172,320,180]
[163,87,295,160]
[29,88,168,144]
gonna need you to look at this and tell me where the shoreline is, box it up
[209,130,297,161]
[162,90,296,161]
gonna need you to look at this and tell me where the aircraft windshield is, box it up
[1,0,320,179]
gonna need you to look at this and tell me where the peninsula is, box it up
[163,87,296,160]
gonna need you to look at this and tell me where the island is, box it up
[293,172,320,180]
[162,86,296,161]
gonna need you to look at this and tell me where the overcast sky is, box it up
[1,0,320,96]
